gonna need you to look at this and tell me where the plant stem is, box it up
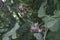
[43,28,48,40]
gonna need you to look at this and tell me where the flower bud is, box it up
[27,7,32,12]
[40,25,45,34]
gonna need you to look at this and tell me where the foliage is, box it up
[0,0,60,40]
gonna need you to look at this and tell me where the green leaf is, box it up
[2,22,20,40]
[54,0,58,4]
[12,32,17,39]
[42,16,59,32]
[17,21,32,36]
[38,0,47,17]
[46,28,60,40]
[49,21,59,32]
[54,10,60,17]
[34,33,43,40]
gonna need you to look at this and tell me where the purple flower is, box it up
[30,23,39,33]
[30,28,39,33]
